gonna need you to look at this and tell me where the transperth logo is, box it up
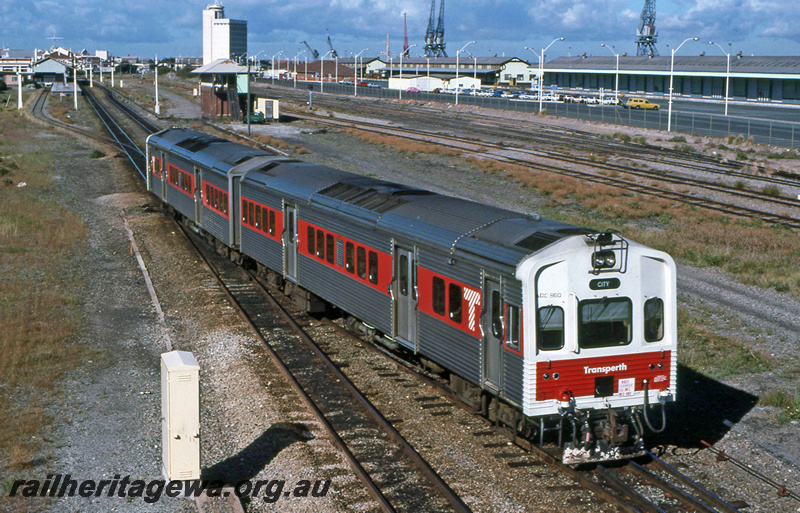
[583,363,627,374]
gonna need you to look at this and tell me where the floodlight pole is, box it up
[455,41,476,105]
[709,41,731,116]
[668,37,699,132]
[539,38,564,113]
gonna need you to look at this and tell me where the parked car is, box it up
[366,82,382,88]
[405,87,420,93]
[357,81,368,87]
[622,97,660,110]
[248,111,265,124]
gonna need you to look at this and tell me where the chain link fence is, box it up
[267,79,800,149]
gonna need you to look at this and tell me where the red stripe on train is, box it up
[535,351,671,401]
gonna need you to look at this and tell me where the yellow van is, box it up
[622,97,660,110]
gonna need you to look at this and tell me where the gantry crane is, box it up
[635,0,659,56]
[423,0,446,57]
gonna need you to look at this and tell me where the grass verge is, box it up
[0,108,90,470]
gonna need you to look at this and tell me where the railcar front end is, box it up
[518,232,677,464]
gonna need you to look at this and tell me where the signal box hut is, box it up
[192,59,249,120]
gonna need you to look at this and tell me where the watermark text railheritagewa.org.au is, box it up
[7,474,331,504]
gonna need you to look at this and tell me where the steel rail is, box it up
[646,450,741,511]
[624,460,721,513]
[700,440,800,502]
[247,276,472,513]
[290,114,800,229]
[320,319,640,513]
[81,84,146,179]
[175,225,396,512]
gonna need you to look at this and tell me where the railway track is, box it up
[177,225,470,512]
[274,84,798,187]
[288,112,800,230]
[320,318,743,512]
[31,77,796,511]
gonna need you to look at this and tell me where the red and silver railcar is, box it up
[146,128,676,464]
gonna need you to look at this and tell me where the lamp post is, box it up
[320,50,332,92]
[399,44,417,99]
[378,51,392,89]
[668,37,699,132]
[455,40,476,105]
[154,56,160,115]
[335,55,338,86]
[354,48,368,96]
[523,46,539,91]
[539,37,564,113]
[293,51,305,89]
[600,43,619,103]
[709,41,731,116]
[271,51,284,84]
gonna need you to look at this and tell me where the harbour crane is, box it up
[326,30,338,59]
[635,0,659,56]
[423,0,447,57]
[300,41,320,60]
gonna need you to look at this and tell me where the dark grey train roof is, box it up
[242,150,590,266]
[148,128,275,175]
[150,128,592,267]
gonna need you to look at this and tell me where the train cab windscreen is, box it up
[578,298,632,348]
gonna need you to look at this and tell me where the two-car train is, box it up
[146,127,676,464]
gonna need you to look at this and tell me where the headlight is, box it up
[592,250,616,269]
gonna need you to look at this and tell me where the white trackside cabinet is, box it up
[161,351,200,480]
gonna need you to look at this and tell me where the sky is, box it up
[3,0,800,60]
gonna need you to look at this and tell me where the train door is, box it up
[283,205,297,281]
[159,152,166,200]
[393,247,417,350]
[482,278,504,391]
[194,167,202,222]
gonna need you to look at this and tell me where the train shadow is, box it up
[648,364,758,451]
[202,422,314,484]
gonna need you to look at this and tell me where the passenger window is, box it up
[491,291,503,339]
[368,251,378,284]
[316,230,324,259]
[248,203,255,227]
[448,283,462,323]
[432,277,445,316]
[399,255,408,296]
[242,200,249,224]
[268,210,275,235]
[507,305,521,351]
[644,298,664,342]
[345,242,355,273]
[255,205,261,229]
[537,306,564,351]
[307,226,315,255]
[326,234,334,264]
[357,247,366,279]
